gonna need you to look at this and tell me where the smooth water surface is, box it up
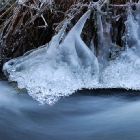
[0,79,140,140]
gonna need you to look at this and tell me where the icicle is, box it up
[60,9,99,75]
[3,23,68,74]
[96,13,110,70]
[111,9,120,44]
[89,38,95,55]
[125,5,140,55]
[134,3,140,39]
[71,10,91,35]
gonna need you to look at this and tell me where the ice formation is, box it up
[3,10,99,105]
[3,3,140,105]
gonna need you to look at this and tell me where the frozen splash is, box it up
[3,4,140,105]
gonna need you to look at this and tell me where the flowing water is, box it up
[0,76,140,140]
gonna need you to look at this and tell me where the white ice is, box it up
[3,4,140,105]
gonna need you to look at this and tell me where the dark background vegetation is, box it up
[0,0,139,68]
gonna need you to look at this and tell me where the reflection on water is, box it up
[0,80,140,140]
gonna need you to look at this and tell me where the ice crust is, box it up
[3,5,140,105]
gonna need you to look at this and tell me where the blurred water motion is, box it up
[0,80,140,140]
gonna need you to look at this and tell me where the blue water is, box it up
[0,79,140,140]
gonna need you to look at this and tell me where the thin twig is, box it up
[0,1,18,19]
